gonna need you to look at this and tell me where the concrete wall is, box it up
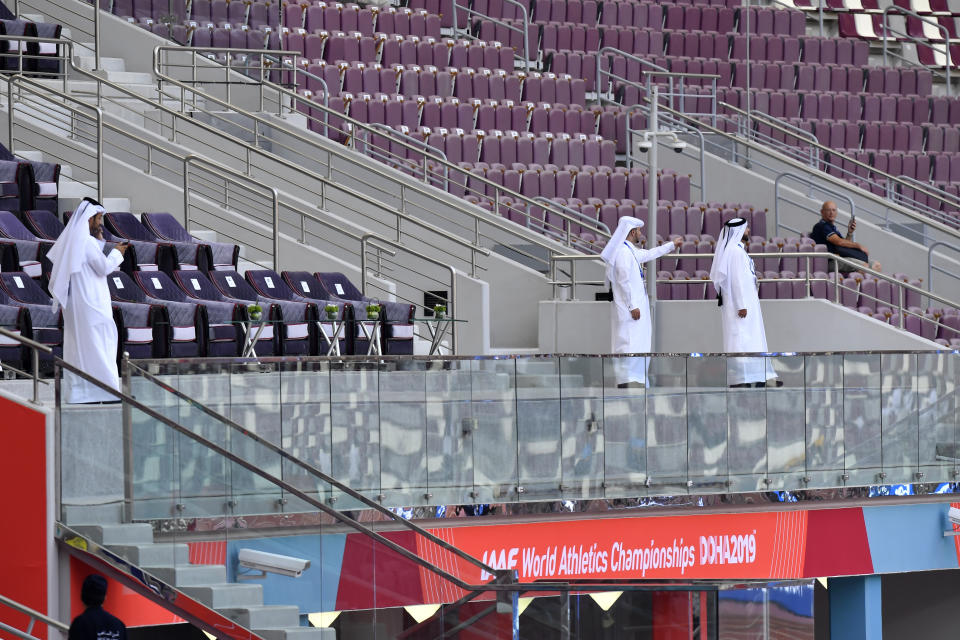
[539,298,942,354]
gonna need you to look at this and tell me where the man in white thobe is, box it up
[47,198,129,403]
[709,217,780,388]
[601,216,682,388]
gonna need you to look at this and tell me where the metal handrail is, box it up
[365,122,450,191]
[533,196,611,236]
[151,46,609,258]
[548,251,960,322]
[361,233,463,353]
[9,72,104,201]
[774,172,856,237]
[883,5,952,94]
[652,100,960,244]
[735,107,822,167]
[0,325,516,593]
[183,154,281,264]
[451,0,531,71]
[928,241,960,292]
[0,593,69,636]
[15,0,99,70]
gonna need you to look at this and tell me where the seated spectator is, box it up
[810,201,881,273]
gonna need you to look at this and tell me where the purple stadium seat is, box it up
[174,269,280,356]
[141,212,239,271]
[104,212,203,273]
[135,270,244,356]
[0,272,62,363]
[244,269,321,355]
[108,270,203,357]
[0,211,48,278]
[312,270,415,355]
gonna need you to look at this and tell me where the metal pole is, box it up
[31,347,39,404]
[647,87,659,333]
[559,591,570,640]
[94,1,101,72]
[121,352,133,523]
[744,0,751,143]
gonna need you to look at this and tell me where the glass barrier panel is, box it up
[559,356,605,501]
[804,354,845,487]
[425,359,475,508]
[646,355,689,490]
[279,360,333,512]
[842,353,882,487]
[602,355,648,497]
[918,351,959,483]
[686,355,729,490]
[470,358,518,505]
[330,359,382,509]
[765,356,807,488]
[881,352,919,485]
[379,360,429,508]
[516,356,562,502]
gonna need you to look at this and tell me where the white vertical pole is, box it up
[647,87,659,343]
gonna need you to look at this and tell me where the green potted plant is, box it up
[247,304,262,323]
[324,304,339,321]
[366,303,381,321]
[433,304,446,319]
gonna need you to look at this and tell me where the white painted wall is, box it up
[539,299,942,354]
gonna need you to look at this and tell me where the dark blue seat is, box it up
[209,270,316,356]
[313,271,415,355]
[0,211,47,278]
[0,293,32,370]
[174,270,278,356]
[108,270,202,358]
[244,270,323,356]
[0,271,63,365]
[136,271,243,357]
[104,212,201,274]
[141,212,239,271]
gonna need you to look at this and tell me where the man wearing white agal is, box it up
[47,198,129,403]
[601,216,682,389]
[709,217,780,388]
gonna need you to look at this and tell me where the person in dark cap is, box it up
[68,574,127,640]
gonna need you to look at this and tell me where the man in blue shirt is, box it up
[68,575,127,640]
[810,201,879,273]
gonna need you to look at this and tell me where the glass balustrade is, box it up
[60,351,957,524]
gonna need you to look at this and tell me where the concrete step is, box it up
[180,583,264,609]
[110,542,190,567]
[145,564,227,586]
[75,55,126,73]
[72,523,155,545]
[60,503,124,526]
[219,605,300,629]
[255,628,337,640]
[103,70,155,85]
[15,149,44,162]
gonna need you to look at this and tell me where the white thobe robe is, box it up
[718,244,777,385]
[609,241,676,385]
[62,237,124,403]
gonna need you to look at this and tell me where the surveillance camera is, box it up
[238,549,311,578]
[670,140,687,153]
[949,506,960,526]
[637,139,652,153]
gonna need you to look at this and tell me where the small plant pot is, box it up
[367,312,380,321]
[249,313,262,323]
[325,312,338,321]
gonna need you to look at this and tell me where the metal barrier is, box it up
[0,594,69,640]
[548,250,960,333]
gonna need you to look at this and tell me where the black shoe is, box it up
[729,383,752,388]
[617,382,645,389]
